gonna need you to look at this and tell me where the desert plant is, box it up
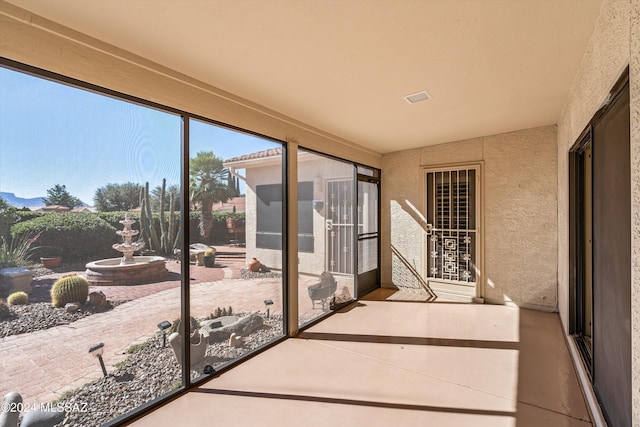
[127,341,152,354]
[0,299,11,319]
[0,232,40,268]
[189,151,236,241]
[140,179,181,256]
[50,274,89,307]
[168,316,199,335]
[7,291,28,306]
[208,306,233,319]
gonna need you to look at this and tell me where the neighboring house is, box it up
[212,196,245,213]
[38,205,71,212]
[225,149,354,277]
[71,206,96,213]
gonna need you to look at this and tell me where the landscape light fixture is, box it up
[88,342,107,378]
[264,299,274,319]
[157,320,172,348]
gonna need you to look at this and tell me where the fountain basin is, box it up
[85,256,168,286]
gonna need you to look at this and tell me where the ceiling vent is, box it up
[404,90,431,104]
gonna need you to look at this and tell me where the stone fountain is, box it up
[85,214,168,286]
[113,213,145,264]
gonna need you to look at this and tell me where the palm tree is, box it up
[189,151,235,240]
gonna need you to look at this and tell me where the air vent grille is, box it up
[404,90,431,104]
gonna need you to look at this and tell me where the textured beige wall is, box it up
[557,0,639,422]
[557,0,631,333]
[483,127,558,308]
[244,156,353,276]
[382,126,558,310]
[631,0,640,422]
[0,5,381,169]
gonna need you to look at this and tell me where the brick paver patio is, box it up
[0,248,334,405]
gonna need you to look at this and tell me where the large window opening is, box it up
[188,118,286,382]
[0,58,381,426]
[0,64,183,426]
[0,61,286,426]
[296,149,356,327]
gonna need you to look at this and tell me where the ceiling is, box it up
[7,0,603,154]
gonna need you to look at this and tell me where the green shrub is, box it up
[51,274,89,307]
[14,211,45,224]
[0,198,18,242]
[11,213,117,261]
[95,211,142,229]
[7,291,28,306]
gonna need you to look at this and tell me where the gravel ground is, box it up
[240,269,282,280]
[3,264,288,426]
[53,314,283,427]
[0,302,119,338]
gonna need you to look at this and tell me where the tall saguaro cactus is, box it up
[140,179,181,256]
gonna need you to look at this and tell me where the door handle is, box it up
[426,223,433,235]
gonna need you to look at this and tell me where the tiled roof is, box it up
[224,147,282,163]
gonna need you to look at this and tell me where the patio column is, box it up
[287,141,299,336]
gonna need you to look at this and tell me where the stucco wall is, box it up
[557,0,639,422]
[557,0,631,333]
[243,163,284,271]
[244,155,353,276]
[632,1,640,422]
[382,126,558,310]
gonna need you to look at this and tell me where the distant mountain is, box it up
[0,192,45,209]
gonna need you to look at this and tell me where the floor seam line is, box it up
[302,337,518,405]
[516,399,591,424]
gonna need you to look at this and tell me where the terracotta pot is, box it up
[248,257,261,272]
[40,257,62,268]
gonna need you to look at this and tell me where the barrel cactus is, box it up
[51,274,89,307]
[7,291,28,306]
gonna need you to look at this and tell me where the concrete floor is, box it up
[128,289,591,427]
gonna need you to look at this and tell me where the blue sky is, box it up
[0,67,279,204]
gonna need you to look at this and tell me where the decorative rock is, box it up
[0,303,10,320]
[204,313,264,343]
[228,333,244,348]
[0,391,22,427]
[0,268,33,296]
[168,329,209,366]
[201,316,238,330]
[64,303,80,313]
[20,408,65,427]
[88,291,107,307]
